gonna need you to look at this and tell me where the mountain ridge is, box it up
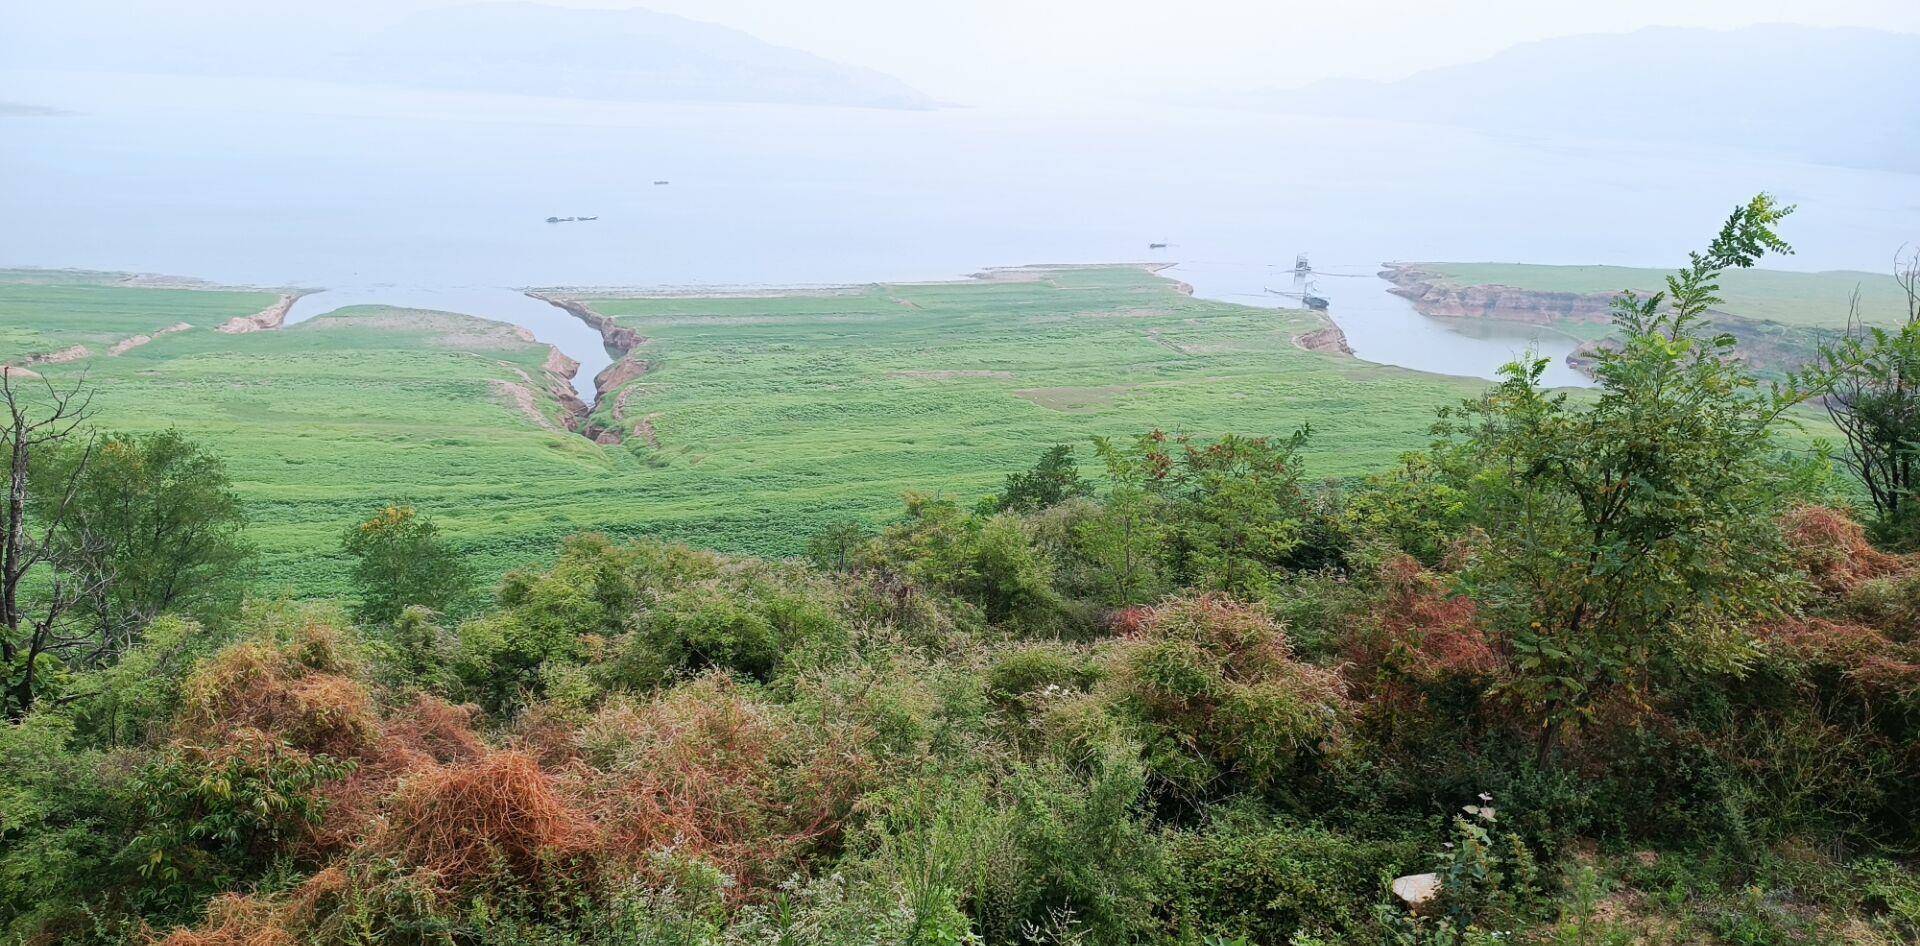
[1247,25,1920,174]
[0,1,935,110]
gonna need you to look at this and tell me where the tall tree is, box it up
[1808,248,1920,547]
[0,370,98,718]
[1166,429,1314,596]
[341,505,475,626]
[32,429,252,651]
[1075,435,1172,606]
[1435,194,1822,763]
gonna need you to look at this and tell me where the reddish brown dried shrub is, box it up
[176,625,376,759]
[1106,605,1154,636]
[1781,505,1911,596]
[148,894,291,946]
[1369,554,1501,682]
[577,674,870,895]
[1760,617,1920,699]
[379,750,599,888]
[312,696,487,851]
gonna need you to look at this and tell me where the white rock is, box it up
[1392,872,1441,908]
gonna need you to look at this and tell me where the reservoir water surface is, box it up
[6,69,1915,399]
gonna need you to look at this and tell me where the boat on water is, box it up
[1266,252,1330,309]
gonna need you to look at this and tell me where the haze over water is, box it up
[6,69,1918,395]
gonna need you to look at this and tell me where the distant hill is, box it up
[0,1,932,110]
[1254,25,1920,173]
[326,3,934,109]
[0,102,64,117]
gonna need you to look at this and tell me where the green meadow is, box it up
[0,265,1514,593]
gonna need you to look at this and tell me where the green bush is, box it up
[985,641,1099,710]
[0,714,123,943]
[1103,596,1350,801]
[1167,817,1414,944]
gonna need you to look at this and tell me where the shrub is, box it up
[1003,748,1161,944]
[865,495,1071,633]
[575,674,872,896]
[1855,857,1920,941]
[455,534,640,709]
[65,615,222,750]
[175,617,374,759]
[341,505,475,626]
[1841,571,1920,636]
[1167,818,1415,944]
[1102,595,1350,801]
[379,750,598,890]
[984,641,1098,712]
[601,577,848,692]
[126,732,353,916]
[0,714,119,943]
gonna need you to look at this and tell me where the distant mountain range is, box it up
[1249,25,1920,174]
[0,102,65,117]
[2,1,933,110]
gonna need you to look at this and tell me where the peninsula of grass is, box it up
[1408,262,1909,328]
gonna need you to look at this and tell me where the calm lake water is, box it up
[6,69,1918,399]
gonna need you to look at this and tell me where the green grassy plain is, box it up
[0,271,281,354]
[1415,262,1909,328]
[2,266,1494,594]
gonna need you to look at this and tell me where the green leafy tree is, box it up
[455,532,637,708]
[868,494,1066,631]
[340,505,474,626]
[1165,429,1316,596]
[996,444,1089,513]
[1435,194,1822,763]
[1073,435,1172,606]
[806,518,873,572]
[1806,248,1920,548]
[33,429,252,652]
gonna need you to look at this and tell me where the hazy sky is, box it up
[501,0,1920,102]
[11,0,1920,105]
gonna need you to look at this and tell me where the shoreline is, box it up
[523,261,1183,300]
[1380,263,1832,380]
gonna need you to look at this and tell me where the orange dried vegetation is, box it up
[579,675,869,895]
[313,695,486,851]
[150,865,350,945]
[1370,554,1501,682]
[379,750,599,887]
[149,894,291,946]
[175,624,376,759]
[1781,505,1910,595]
